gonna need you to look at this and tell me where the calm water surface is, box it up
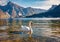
[0,18,60,42]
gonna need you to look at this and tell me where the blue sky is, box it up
[10,0,60,10]
[10,0,49,9]
[9,0,60,10]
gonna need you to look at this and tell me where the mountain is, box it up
[23,7,46,16]
[0,1,24,18]
[0,9,10,19]
[49,5,57,10]
[0,1,46,18]
[26,4,60,18]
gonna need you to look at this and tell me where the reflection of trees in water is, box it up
[50,20,60,35]
[0,35,58,42]
[0,19,8,26]
[50,20,60,29]
[8,19,22,31]
[51,20,60,27]
[0,19,60,42]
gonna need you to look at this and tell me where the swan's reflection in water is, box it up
[0,18,60,42]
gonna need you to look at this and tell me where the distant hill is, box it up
[0,10,10,19]
[49,5,57,10]
[0,1,46,18]
[26,4,60,18]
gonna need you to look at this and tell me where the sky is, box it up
[0,0,60,10]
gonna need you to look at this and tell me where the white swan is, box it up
[21,25,33,34]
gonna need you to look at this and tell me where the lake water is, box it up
[0,18,60,42]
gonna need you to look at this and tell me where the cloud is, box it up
[49,0,60,5]
[31,0,60,10]
[10,0,60,10]
[34,0,60,6]
[32,6,51,10]
[0,0,9,6]
[44,0,60,6]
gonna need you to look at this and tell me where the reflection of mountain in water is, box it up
[0,19,52,36]
[0,19,60,41]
